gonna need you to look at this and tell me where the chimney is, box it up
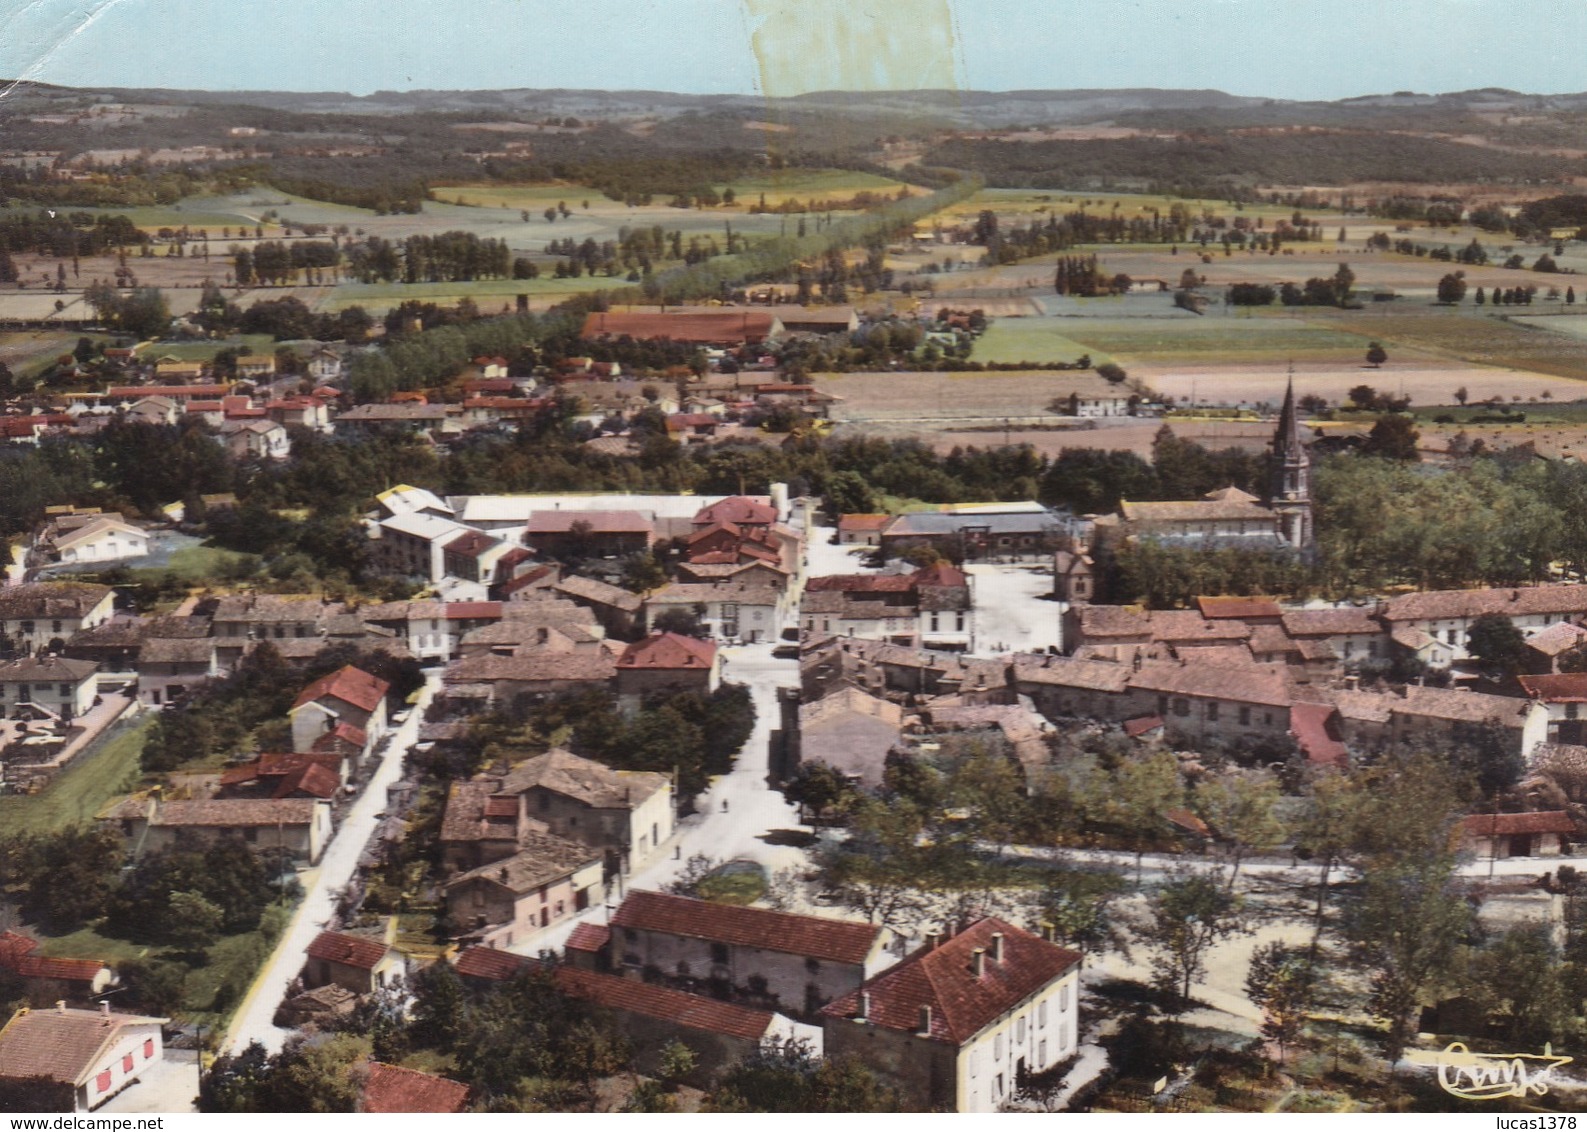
[925,930,942,951]
[990,932,1004,963]
[858,991,871,1021]
[917,1004,933,1036]
[972,947,986,978]
[100,1000,110,1017]
[56,1000,67,1014]
[1344,674,1360,691]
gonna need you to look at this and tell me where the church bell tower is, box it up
[1268,373,1312,549]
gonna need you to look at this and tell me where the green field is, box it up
[136,335,276,362]
[969,319,1110,365]
[131,544,260,583]
[938,188,1325,226]
[320,273,617,312]
[438,169,919,213]
[0,713,153,835]
[969,313,1376,367]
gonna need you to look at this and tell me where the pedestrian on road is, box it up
[722,798,729,812]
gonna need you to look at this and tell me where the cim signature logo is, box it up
[1405,1042,1574,1101]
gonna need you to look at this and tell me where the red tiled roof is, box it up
[362,1062,470,1114]
[444,601,502,621]
[1518,673,1587,702]
[443,531,499,559]
[273,762,341,800]
[1196,595,1282,620]
[554,966,774,1041]
[838,514,891,532]
[453,946,537,982]
[108,384,232,399]
[611,890,881,965]
[524,510,653,535]
[565,922,611,954]
[312,722,368,751]
[694,496,778,527]
[17,955,108,983]
[0,932,38,969]
[1462,811,1576,837]
[1289,701,1349,768]
[293,665,390,712]
[306,930,391,971]
[582,310,779,344]
[821,918,1080,1045]
[618,632,717,670]
[1123,715,1164,738]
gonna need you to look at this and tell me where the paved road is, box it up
[514,641,808,956]
[222,676,438,1056]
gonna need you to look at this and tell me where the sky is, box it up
[1,0,1585,101]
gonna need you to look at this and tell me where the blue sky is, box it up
[1,0,1584,100]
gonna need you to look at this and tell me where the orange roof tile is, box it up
[821,918,1079,1045]
[554,967,774,1041]
[362,1062,470,1113]
[293,665,389,713]
[612,891,880,965]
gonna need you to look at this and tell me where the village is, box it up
[10,9,1587,1112]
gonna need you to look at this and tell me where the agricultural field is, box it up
[0,329,81,375]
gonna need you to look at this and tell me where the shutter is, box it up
[122,1054,134,1072]
[96,1071,112,1093]
[144,1039,155,1059]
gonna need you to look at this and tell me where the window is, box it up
[1016,1016,1026,1042]
[20,621,33,635]
[1039,1040,1047,1065]
[994,1073,1005,1098]
[1038,1001,1048,1027]
[1238,706,1251,726]
[806,957,821,973]
[1059,984,1070,1010]
[1173,698,1189,717]
[51,620,62,633]
[969,1050,978,1077]
[1569,704,1580,721]
[58,683,72,697]
[994,1034,1003,1060]
[1206,702,1219,722]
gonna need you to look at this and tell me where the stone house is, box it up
[303,930,407,995]
[289,665,390,755]
[498,748,673,873]
[0,583,116,654]
[1380,585,1587,668]
[1460,811,1576,860]
[553,966,797,1087]
[1517,673,1587,743]
[614,632,720,699]
[609,891,896,1019]
[794,686,905,790]
[0,656,98,720]
[136,636,218,707]
[100,797,334,865]
[443,832,603,950]
[644,580,786,643]
[821,918,1082,1114]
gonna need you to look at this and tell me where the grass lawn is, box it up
[135,335,275,362]
[132,544,259,583]
[720,169,919,208]
[35,926,157,965]
[182,928,275,1026]
[0,713,152,835]
[970,319,1109,365]
[696,863,767,906]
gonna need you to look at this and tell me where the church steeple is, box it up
[1268,369,1312,549]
